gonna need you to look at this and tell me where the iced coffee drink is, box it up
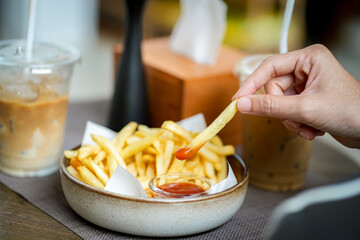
[234,55,312,191]
[0,40,79,177]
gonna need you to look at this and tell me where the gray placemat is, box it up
[1,101,359,239]
[0,165,354,240]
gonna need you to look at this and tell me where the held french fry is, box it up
[175,99,238,160]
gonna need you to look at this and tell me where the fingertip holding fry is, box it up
[237,97,252,113]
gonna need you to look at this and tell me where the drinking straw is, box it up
[26,0,37,60]
[279,0,295,54]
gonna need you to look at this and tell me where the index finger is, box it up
[232,50,302,99]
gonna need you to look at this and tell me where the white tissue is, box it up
[104,166,147,198]
[169,0,227,65]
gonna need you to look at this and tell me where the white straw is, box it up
[26,0,37,60]
[279,0,295,54]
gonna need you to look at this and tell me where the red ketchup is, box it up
[158,182,205,195]
[175,144,203,160]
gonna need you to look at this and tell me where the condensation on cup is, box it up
[234,55,313,191]
[0,40,79,177]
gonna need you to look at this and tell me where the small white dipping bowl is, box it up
[60,153,249,237]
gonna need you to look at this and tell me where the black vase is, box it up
[108,0,149,131]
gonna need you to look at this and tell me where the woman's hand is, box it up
[232,44,360,148]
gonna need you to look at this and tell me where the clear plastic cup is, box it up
[234,55,313,191]
[0,40,79,177]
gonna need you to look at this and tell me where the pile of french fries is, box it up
[64,121,235,197]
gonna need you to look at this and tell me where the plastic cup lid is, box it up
[0,39,80,68]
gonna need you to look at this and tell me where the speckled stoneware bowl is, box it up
[60,154,248,237]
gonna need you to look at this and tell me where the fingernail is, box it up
[299,130,310,140]
[237,97,252,112]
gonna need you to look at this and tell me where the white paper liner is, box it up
[81,113,237,198]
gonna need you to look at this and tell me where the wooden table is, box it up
[0,183,81,240]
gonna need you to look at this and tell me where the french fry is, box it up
[168,158,186,173]
[216,156,228,182]
[153,140,164,176]
[93,150,107,164]
[113,121,138,151]
[120,130,163,159]
[144,146,157,155]
[185,157,199,170]
[134,131,147,138]
[135,152,145,177]
[138,124,154,134]
[198,147,220,164]
[66,165,81,180]
[125,136,142,145]
[142,154,155,163]
[107,154,118,177]
[210,135,223,146]
[205,142,235,156]
[89,160,109,185]
[175,99,238,160]
[146,163,156,179]
[70,157,83,169]
[64,150,78,159]
[91,134,127,169]
[78,166,105,189]
[161,121,193,142]
[163,140,174,173]
[77,145,100,160]
[140,178,151,191]
[203,158,217,183]
[98,161,106,171]
[127,162,137,177]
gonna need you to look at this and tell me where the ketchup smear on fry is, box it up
[158,182,205,195]
[175,145,203,160]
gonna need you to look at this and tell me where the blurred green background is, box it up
[100,0,359,55]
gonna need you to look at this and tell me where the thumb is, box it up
[237,94,303,120]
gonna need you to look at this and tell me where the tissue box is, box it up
[114,37,246,146]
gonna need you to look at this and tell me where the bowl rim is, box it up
[60,150,248,204]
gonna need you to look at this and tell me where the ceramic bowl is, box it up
[60,154,249,237]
